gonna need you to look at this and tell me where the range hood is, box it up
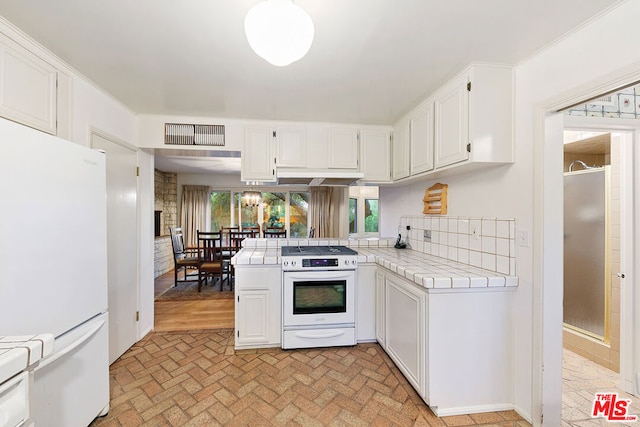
[276,170,364,186]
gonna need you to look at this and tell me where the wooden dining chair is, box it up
[263,229,287,238]
[243,226,260,237]
[196,230,225,292]
[228,231,255,285]
[169,227,200,287]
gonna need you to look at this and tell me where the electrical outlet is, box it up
[517,230,530,247]
[424,230,431,242]
[406,225,411,230]
[470,224,480,240]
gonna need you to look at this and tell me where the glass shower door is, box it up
[563,167,609,339]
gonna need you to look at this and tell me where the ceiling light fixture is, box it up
[243,190,262,207]
[244,0,315,67]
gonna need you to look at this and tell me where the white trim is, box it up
[536,74,640,426]
[433,403,515,417]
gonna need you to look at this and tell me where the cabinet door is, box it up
[375,270,386,346]
[328,128,359,169]
[360,129,391,182]
[385,274,425,394]
[241,126,275,181]
[356,264,376,342]
[434,74,469,168]
[392,118,410,180]
[410,100,434,175]
[276,126,307,168]
[236,290,271,345]
[0,35,57,135]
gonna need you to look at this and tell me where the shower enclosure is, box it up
[563,166,610,340]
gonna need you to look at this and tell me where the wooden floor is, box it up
[154,270,235,332]
[155,299,234,331]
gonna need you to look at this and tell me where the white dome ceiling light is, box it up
[244,0,315,66]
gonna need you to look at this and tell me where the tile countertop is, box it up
[0,334,54,384]
[232,240,518,290]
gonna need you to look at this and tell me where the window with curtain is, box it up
[349,198,357,234]
[210,190,308,236]
[210,191,231,231]
[262,192,286,229]
[180,185,211,247]
[364,199,379,232]
[290,192,308,238]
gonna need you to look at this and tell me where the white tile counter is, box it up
[231,238,518,290]
[357,247,518,289]
[0,334,54,384]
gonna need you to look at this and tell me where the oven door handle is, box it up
[284,272,353,281]
[294,330,346,339]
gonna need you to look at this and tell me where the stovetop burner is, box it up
[280,245,358,257]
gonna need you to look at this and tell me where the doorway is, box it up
[91,131,139,363]
[558,100,638,423]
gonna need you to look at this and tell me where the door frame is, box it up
[90,127,140,362]
[535,65,640,425]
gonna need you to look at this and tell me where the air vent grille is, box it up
[590,95,616,106]
[164,123,225,146]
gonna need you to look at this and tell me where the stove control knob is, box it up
[283,261,288,267]
[351,260,357,265]
[292,260,296,266]
[344,260,349,265]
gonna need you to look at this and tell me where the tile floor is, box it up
[90,329,530,426]
[563,348,639,426]
[109,271,637,426]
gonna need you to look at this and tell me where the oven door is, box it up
[283,270,355,328]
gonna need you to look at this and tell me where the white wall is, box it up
[379,1,640,424]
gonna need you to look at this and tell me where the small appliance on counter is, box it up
[395,225,408,249]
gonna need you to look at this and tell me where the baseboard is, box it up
[513,404,533,424]
[433,403,514,417]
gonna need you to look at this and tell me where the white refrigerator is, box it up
[0,118,110,426]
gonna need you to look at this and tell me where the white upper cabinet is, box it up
[392,117,410,180]
[434,64,513,170]
[275,126,307,168]
[410,99,434,175]
[327,127,359,169]
[391,63,513,182]
[242,126,275,182]
[434,73,470,168]
[0,34,57,135]
[360,128,391,182]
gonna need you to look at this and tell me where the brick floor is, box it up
[90,329,530,426]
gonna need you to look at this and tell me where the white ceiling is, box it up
[0,0,621,173]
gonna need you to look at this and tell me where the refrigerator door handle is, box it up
[34,317,106,372]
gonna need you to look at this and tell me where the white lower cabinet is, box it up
[375,270,386,346]
[234,266,281,349]
[384,272,425,395]
[356,264,376,342]
[376,267,514,416]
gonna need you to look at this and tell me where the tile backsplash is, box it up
[400,216,516,276]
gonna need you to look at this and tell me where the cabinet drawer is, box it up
[234,266,281,290]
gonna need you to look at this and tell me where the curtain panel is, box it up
[309,187,335,238]
[180,185,211,247]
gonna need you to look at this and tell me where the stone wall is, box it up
[154,236,173,278]
[154,169,177,236]
[154,169,178,278]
